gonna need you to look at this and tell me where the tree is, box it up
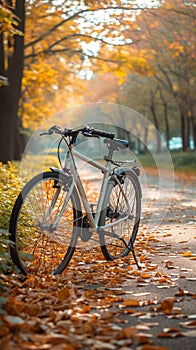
[135,0,196,150]
[0,0,25,162]
[103,0,195,151]
[0,0,150,162]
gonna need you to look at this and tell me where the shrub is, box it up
[0,162,21,317]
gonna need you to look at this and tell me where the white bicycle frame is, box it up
[62,147,135,234]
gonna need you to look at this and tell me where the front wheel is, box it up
[9,171,82,276]
[99,169,141,260]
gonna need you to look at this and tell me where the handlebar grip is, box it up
[90,129,115,139]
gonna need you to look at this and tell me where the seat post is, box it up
[107,145,114,161]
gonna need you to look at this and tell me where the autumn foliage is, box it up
[0,0,195,162]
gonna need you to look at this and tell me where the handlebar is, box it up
[88,128,115,139]
[40,125,72,136]
[40,125,115,139]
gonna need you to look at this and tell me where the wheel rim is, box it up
[102,175,139,259]
[14,176,78,275]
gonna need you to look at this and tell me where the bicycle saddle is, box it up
[104,138,129,150]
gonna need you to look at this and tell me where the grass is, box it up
[138,151,196,172]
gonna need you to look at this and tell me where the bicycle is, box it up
[9,125,142,276]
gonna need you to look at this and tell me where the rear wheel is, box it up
[9,171,81,276]
[99,169,141,260]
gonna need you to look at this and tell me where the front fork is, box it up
[41,170,74,229]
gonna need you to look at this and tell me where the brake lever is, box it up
[40,125,60,136]
[40,130,53,136]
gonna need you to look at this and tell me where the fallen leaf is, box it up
[182,251,192,257]
[140,345,169,350]
[87,340,116,349]
[141,273,151,279]
[157,298,175,314]
[163,327,180,333]
[123,299,140,307]
[175,287,193,297]
[180,321,196,329]
[133,292,151,297]
[0,326,9,336]
[186,277,196,281]
[78,305,91,314]
[157,332,183,338]
[165,260,178,269]
[121,327,152,344]
[3,315,25,327]
[58,287,70,301]
[182,330,196,337]
[14,301,40,316]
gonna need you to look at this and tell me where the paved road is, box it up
[81,166,196,349]
[121,169,196,350]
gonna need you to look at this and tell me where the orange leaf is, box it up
[165,260,175,269]
[157,298,175,314]
[163,327,180,333]
[140,345,169,350]
[15,301,40,316]
[121,327,152,343]
[182,251,192,257]
[175,288,185,296]
[79,305,90,314]
[58,287,70,302]
[0,326,9,336]
[158,331,183,338]
[123,299,140,307]
[157,332,172,338]
[141,273,151,279]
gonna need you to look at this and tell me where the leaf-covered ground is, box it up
[0,166,196,350]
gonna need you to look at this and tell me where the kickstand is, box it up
[100,229,142,270]
[130,245,141,270]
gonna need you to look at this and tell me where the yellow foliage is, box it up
[19,0,194,129]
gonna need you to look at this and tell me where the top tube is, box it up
[72,150,113,174]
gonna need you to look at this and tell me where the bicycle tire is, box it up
[9,171,82,276]
[99,169,141,260]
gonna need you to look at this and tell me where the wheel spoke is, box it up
[10,172,80,276]
[100,171,141,260]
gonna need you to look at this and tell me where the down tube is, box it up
[72,150,112,227]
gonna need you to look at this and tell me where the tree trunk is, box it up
[159,87,170,148]
[180,110,187,152]
[192,119,196,151]
[0,34,5,74]
[143,123,148,154]
[150,93,161,154]
[187,116,190,150]
[0,0,25,163]
[0,88,17,162]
